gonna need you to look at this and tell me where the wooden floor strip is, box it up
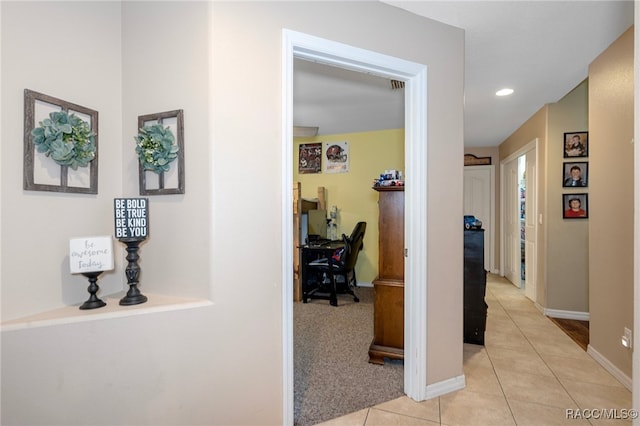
[549,317,589,351]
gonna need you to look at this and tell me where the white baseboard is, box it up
[587,344,632,391]
[424,374,466,400]
[357,281,373,288]
[544,308,590,321]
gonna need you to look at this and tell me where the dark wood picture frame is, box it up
[563,193,588,219]
[562,162,588,188]
[464,153,492,166]
[137,109,185,195]
[563,131,588,158]
[23,89,99,194]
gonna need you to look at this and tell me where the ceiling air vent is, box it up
[390,79,405,90]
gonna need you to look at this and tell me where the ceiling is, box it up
[292,1,634,147]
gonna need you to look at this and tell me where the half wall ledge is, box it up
[1,294,213,332]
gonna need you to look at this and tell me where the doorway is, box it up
[282,29,429,424]
[292,62,405,424]
[501,140,537,301]
[463,165,495,272]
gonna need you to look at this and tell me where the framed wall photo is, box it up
[562,162,588,187]
[563,193,588,219]
[563,131,588,158]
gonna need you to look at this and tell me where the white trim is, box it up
[404,63,429,400]
[282,29,430,422]
[499,139,538,299]
[499,161,505,277]
[587,345,632,391]
[282,31,295,426]
[424,374,466,399]
[544,308,589,321]
[488,165,496,273]
[501,140,537,165]
[464,164,495,272]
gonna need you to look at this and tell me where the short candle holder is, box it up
[80,271,107,310]
[119,239,148,306]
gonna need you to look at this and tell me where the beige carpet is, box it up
[294,287,404,425]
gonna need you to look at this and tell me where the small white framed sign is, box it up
[69,236,115,274]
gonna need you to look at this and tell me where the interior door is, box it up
[503,158,520,287]
[464,165,493,272]
[523,149,537,301]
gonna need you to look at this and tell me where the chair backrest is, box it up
[348,222,367,246]
[339,232,364,271]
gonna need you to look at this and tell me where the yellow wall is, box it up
[294,129,405,284]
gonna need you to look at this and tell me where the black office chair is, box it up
[347,221,366,282]
[306,231,364,306]
[349,221,367,242]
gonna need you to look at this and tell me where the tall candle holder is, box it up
[119,239,148,306]
[114,197,150,306]
[80,271,107,310]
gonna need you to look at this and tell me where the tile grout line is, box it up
[484,283,524,425]
[485,279,586,421]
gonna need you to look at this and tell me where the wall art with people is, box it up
[562,193,588,219]
[562,162,588,188]
[563,131,588,158]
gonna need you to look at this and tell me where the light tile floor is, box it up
[317,274,632,425]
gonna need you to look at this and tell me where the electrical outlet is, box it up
[622,327,632,349]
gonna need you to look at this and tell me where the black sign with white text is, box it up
[114,198,149,241]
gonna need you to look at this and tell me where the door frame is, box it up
[500,139,538,300]
[463,164,495,272]
[282,29,429,424]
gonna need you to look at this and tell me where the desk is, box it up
[301,241,345,303]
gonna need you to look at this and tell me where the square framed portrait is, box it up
[563,193,588,219]
[563,131,588,158]
[562,162,588,188]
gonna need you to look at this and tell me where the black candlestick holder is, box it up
[80,271,107,310]
[119,239,148,306]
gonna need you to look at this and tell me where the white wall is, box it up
[1,1,124,320]
[1,2,464,424]
[121,2,211,299]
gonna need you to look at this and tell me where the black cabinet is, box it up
[464,229,487,345]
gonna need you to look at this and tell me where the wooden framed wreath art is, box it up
[135,109,184,195]
[24,89,99,194]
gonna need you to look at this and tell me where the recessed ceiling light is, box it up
[496,88,514,96]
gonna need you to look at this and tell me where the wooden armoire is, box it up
[368,186,404,364]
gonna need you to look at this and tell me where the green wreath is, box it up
[31,111,96,170]
[135,124,179,174]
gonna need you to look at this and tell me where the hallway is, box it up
[318,274,632,425]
